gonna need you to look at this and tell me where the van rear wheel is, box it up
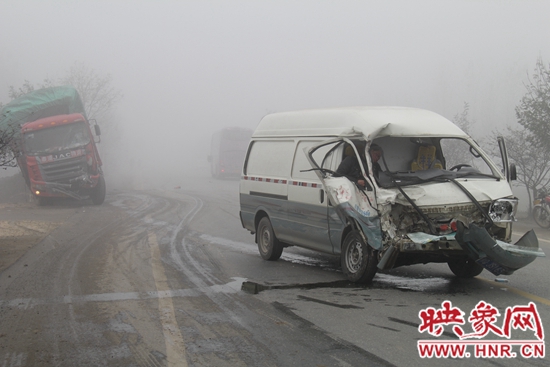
[341,230,378,284]
[257,217,283,261]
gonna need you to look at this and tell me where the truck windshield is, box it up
[23,121,90,155]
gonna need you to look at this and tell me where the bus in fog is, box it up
[208,127,252,178]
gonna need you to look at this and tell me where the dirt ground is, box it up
[0,173,66,272]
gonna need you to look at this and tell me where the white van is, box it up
[239,107,544,283]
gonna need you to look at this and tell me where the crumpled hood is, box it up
[378,178,514,207]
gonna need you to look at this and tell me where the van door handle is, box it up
[320,189,325,204]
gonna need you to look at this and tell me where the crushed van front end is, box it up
[376,189,544,276]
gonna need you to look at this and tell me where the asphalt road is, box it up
[0,172,548,366]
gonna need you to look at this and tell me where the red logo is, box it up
[418,301,545,358]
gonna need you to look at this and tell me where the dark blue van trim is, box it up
[250,191,288,201]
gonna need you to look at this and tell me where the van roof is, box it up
[253,106,468,139]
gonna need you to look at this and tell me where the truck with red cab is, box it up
[0,86,106,205]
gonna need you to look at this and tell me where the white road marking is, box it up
[0,278,244,309]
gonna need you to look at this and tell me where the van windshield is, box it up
[373,136,500,188]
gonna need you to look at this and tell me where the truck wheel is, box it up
[257,217,283,261]
[37,197,51,206]
[91,175,106,205]
[448,258,483,278]
[341,230,378,284]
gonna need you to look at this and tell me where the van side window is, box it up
[292,141,336,180]
[245,140,295,177]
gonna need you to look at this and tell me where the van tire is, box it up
[448,258,484,278]
[341,230,378,283]
[257,217,283,261]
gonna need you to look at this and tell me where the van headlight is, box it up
[489,198,518,222]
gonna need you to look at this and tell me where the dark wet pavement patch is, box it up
[241,273,481,295]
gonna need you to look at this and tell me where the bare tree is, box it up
[60,62,122,123]
[7,79,55,100]
[0,128,17,169]
[453,101,473,135]
[445,102,475,165]
[0,63,122,168]
[3,62,122,124]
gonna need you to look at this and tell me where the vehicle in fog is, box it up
[239,106,545,283]
[208,127,252,178]
[0,86,106,205]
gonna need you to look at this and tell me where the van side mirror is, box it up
[94,125,101,136]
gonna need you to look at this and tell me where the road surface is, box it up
[0,172,548,366]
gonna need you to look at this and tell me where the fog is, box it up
[1,1,550,190]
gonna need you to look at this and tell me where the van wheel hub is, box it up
[346,240,364,273]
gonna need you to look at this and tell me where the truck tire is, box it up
[91,175,106,205]
[37,197,51,206]
[257,217,283,261]
[448,258,484,278]
[341,230,378,284]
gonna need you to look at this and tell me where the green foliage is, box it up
[502,126,550,190]
[488,57,550,209]
[516,57,550,150]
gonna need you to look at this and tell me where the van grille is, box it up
[39,156,87,183]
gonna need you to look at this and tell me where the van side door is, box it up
[285,140,335,253]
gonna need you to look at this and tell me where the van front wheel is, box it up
[448,258,484,278]
[257,217,283,261]
[341,230,378,283]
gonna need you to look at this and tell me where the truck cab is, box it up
[20,113,105,205]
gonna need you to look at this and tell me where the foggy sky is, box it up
[1,0,550,187]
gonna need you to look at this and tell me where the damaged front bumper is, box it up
[377,226,545,276]
[455,222,545,275]
[31,173,99,201]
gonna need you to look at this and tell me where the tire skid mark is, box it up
[55,193,169,362]
[168,195,273,365]
[148,231,188,367]
[127,343,163,367]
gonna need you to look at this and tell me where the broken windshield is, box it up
[23,121,91,155]
[308,136,502,189]
[373,136,500,188]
